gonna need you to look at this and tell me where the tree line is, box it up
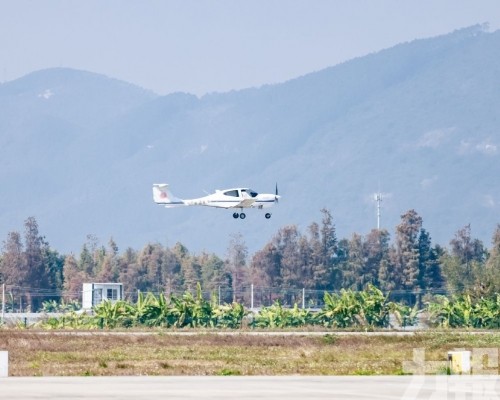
[1,210,499,311]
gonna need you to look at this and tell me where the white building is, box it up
[82,283,123,310]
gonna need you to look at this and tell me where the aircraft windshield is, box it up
[242,189,258,198]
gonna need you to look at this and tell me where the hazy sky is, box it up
[1,1,500,96]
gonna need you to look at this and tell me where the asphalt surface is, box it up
[0,376,499,399]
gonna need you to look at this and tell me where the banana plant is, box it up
[251,301,313,328]
[470,294,500,328]
[314,289,361,328]
[140,292,173,327]
[251,301,286,328]
[190,284,215,327]
[427,295,456,327]
[213,302,246,329]
[169,285,213,328]
[428,294,475,328]
[41,300,59,313]
[391,302,419,328]
[357,284,391,327]
[40,311,93,329]
[285,303,314,327]
[92,300,134,328]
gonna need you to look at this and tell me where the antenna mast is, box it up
[374,193,383,230]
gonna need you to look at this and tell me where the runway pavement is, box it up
[1,375,499,400]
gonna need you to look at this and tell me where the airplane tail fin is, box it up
[152,184,185,207]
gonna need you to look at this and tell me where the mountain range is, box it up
[1,24,499,256]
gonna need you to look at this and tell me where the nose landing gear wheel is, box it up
[233,212,239,219]
[240,213,246,219]
[265,213,271,219]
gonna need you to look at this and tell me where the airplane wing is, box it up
[232,199,256,208]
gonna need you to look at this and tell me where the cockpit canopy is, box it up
[222,188,258,198]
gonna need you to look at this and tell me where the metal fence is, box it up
[125,285,450,310]
[1,283,451,313]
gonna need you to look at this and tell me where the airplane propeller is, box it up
[275,183,279,203]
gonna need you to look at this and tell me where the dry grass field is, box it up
[1,330,500,376]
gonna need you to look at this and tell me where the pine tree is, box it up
[23,217,48,309]
[200,252,230,299]
[63,254,86,301]
[1,231,25,287]
[137,243,165,293]
[450,224,486,268]
[418,229,444,290]
[378,256,395,291]
[96,238,119,282]
[274,225,304,304]
[42,247,65,300]
[332,238,348,288]
[250,242,282,288]
[297,234,314,289]
[311,209,338,290]
[482,224,500,295]
[364,228,390,289]
[162,246,182,295]
[442,225,487,295]
[79,244,95,278]
[226,233,248,302]
[1,231,26,310]
[117,247,139,296]
[320,208,337,265]
[180,255,201,292]
[308,221,326,289]
[275,225,303,288]
[395,209,422,290]
[345,233,365,290]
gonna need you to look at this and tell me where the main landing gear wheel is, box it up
[265,213,271,219]
[240,213,246,219]
[233,212,239,219]
[233,212,246,219]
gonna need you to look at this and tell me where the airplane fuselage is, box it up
[153,184,280,219]
[184,189,276,209]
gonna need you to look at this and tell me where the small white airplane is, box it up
[153,183,280,219]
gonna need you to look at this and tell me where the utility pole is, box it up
[374,193,383,230]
